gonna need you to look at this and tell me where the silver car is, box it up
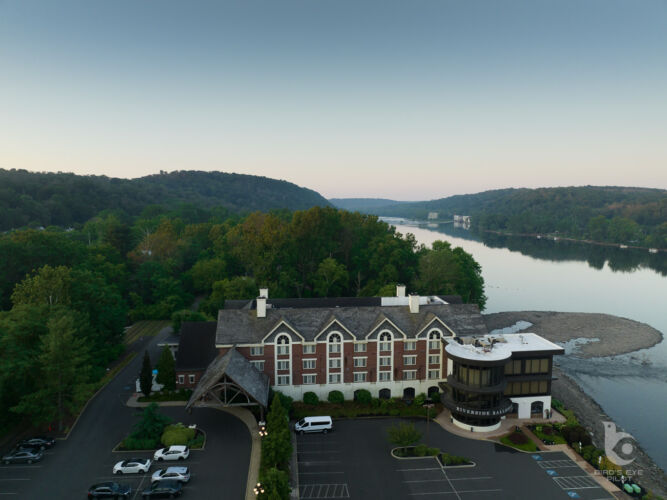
[2,449,43,464]
[151,466,190,483]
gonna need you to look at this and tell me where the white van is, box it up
[294,416,333,435]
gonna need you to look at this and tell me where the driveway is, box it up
[0,328,251,499]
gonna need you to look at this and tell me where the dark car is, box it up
[141,479,183,498]
[2,448,43,464]
[17,436,55,450]
[87,482,131,498]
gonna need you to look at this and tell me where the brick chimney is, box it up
[396,284,406,297]
[257,296,266,318]
[409,294,420,314]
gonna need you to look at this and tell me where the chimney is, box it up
[259,287,269,299]
[257,296,266,318]
[409,294,420,314]
[396,284,406,297]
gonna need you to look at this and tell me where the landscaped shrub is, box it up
[120,436,160,450]
[429,391,441,403]
[388,422,422,447]
[270,390,294,417]
[414,393,426,407]
[161,423,196,447]
[427,447,439,456]
[414,444,428,456]
[508,431,529,445]
[440,453,471,466]
[354,389,372,404]
[303,392,319,405]
[327,390,344,404]
[561,425,592,446]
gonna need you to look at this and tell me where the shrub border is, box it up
[112,427,207,452]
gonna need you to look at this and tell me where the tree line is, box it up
[0,205,485,433]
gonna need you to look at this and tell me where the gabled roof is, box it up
[175,322,218,370]
[216,303,487,345]
[186,347,270,410]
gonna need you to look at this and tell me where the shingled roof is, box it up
[215,303,487,345]
[185,347,270,409]
[176,322,218,370]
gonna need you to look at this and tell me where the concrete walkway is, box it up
[126,393,187,407]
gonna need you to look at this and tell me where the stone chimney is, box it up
[259,287,269,299]
[257,296,266,318]
[396,284,406,298]
[409,294,419,314]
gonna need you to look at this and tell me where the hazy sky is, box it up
[1,1,666,200]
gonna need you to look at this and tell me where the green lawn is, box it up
[500,435,539,452]
[124,321,170,345]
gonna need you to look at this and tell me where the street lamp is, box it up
[254,482,265,495]
[259,425,268,437]
[423,397,435,445]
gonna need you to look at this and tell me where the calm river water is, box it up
[388,219,667,471]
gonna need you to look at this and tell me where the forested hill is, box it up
[329,198,411,211]
[0,169,330,231]
[334,186,667,248]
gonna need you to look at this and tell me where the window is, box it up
[303,374,316,385]
[379,332,392,352]
[402,370,417,381]
[378,371,391,381]
[405,340,416,351]
[303,344,316,354]
[353,372,367,383]
[251,360,265,372]
[354,343,367,353]
[178,374,184,384]
[303,359,316,370]
[277,360,289,371]
[403,355,416,365]
[329,373,341,384]
[428,369,440,379]
[429,331,441,350]
[428,355,440,365]
[524,358,550,374]
[505,359,522,375]
[277,375,290,385]
[329,358,341,369]
[250,346,264,356]
[379,356,391,367]
[276,335,290,355]
[353,357,367,368]
[188,374,195,384]
[328,333,341,353]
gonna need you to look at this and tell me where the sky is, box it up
[1,0,666,200]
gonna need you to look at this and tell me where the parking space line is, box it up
[449,476,493,481]
[409,490,502,496]
[397,467,441,472]
[553,475,601,490]
[299,471,345,475]
[405,479,449,483]
[300,483,350,499]
[0,479,29,481]
[0,466,42,470]
[439,468,461,500]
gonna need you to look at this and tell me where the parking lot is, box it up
[296,418,613,500]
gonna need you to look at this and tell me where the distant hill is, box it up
[329,198,411,211]
[334,186,667,248]
[0,169,330,230]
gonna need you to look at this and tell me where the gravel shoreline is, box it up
[483,311,667,496]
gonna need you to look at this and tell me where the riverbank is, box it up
[483,311,663,358]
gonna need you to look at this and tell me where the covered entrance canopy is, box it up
[185,348,270,415]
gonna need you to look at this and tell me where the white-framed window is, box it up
[250,346,264,356]
[379,332,392,352]
[277,335,290,355]
[429,331,441,350]
[378,371,391,381]
[428,355,440,365]
[178,374,184,384]
[353,372,367,382]
[329,358,341,369]
[277,360,289,371]
[251,360,265,372]
[402,370,417,381]
[188,374,195,384]
[303,359,316,370]
[354,343,367,353]
[428,369,440,379]
[403,355,416,366]
[405,340,416,351]
[303,344,316,354]
[379,356,391,367]
[353,357,367,368]
[328,333,342,353]
[277,375,290,385]
[303,374,316,385]
[329,373,341,384]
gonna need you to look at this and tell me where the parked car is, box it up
[141,479,183,498]
[294,416,333,434]
[153,445,189,461]
[87,482,131,498]
[17,436,55,450]
[2,448,43,464]
[151,466,190,484]
[113,457,152,474]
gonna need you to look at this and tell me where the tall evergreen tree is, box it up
[155,345,176,391]
[140,350,153,398]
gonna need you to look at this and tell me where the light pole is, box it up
[423,397,434,446]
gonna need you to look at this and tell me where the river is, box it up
[387,219,667,471]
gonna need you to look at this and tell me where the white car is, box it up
[113,457,152,474]
[153,445,189,462]
[151,466,191,483]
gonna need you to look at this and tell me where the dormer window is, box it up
[379,332,392,352]
[277,334,290,355]
[429,331,441,350]
[328,333,341,353]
